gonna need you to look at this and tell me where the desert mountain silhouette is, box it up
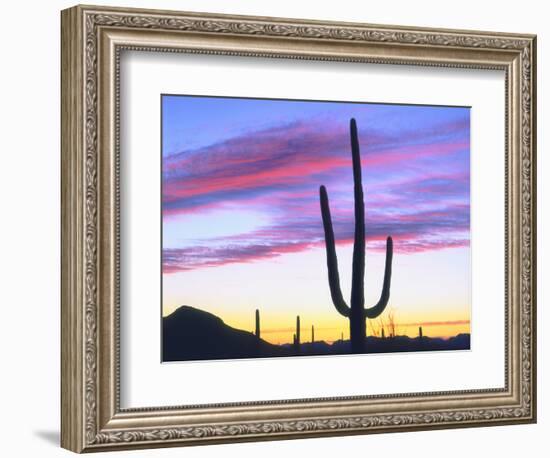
[162,306,288,361]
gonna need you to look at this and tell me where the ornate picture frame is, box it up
[61,4,536,453]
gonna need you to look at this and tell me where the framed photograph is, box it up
[61,4,537,453]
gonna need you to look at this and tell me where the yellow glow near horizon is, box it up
[163,305,470,345]
[163,245,471,346]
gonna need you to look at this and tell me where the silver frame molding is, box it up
[61,4,537,453]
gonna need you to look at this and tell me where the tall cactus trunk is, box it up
[255,309,260,339]
[319,118,393,354]
[311,325,315,343]
[349,117,366,353]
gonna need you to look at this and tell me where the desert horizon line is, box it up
[162,304,470,343]
[163,306,469,327]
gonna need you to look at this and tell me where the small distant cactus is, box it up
[294,316,301,354]
[255,309,260,339]
[381,328,385,339]
[320,118,393,353]
[311,325,315,343]
[418,326,423,338]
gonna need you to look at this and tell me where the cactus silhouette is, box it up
[294,316,301,354]
[255,309,260,339]
[418,326,423,338]
[319,118,393,354]
[311,325,315,343]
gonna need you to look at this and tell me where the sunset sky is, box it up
[161,95,471,344]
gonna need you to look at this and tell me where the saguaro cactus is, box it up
[319,118,393,354]
[418,326,423,338]
[255,309,260,339]
[311,325,315,343]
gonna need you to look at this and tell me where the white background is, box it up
[0,0,546,457]
[121,53,504,407]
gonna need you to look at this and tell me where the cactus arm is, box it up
[319,185,350,318]
[364,236,393,319]
[349,118,366,311]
